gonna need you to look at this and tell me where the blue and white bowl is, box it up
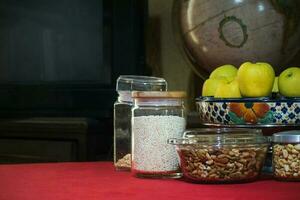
[196,97,300,127]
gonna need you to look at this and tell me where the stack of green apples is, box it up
[202,62,300,98]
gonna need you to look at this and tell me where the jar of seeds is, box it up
[114,76,167,171]
[131,91,186,178]
[272,130,300,181]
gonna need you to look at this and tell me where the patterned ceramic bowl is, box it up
[196,97,300,127]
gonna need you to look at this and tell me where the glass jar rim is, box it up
[168,128,268,145]
[183,128,262,138]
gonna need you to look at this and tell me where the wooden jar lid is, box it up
[132,91,187,98]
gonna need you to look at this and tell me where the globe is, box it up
[173,0,300,78]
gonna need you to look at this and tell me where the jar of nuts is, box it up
[168,128,269,183]
[272,130,300,181]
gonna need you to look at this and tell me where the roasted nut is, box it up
[115,154,131,169]
[294,144,300,151]
[273,143,300,180]
[179,145,267,183]
[282,149,289,158]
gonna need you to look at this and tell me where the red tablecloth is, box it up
[0,162,299,200]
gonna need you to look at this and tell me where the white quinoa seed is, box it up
[132,115,186,172]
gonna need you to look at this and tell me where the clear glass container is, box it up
[114,76,167,171]
[131,91,186,178]
[272,130,300,181]
[169,128,269,183]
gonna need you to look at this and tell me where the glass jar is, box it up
[272,130,300,181]
[114,76,167,171]
[169,128,269,183]
[132,91,186,178]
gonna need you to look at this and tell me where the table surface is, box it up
[0,162,299,200]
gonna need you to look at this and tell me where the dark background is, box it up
[0,0,148,163]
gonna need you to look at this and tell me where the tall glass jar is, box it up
[131,91,186,178]
[272,130,300,181]
[114,76,167,171]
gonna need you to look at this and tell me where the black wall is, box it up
[0,0,147,160]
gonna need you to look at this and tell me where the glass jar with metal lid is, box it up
[114,76,167,171]
[168,128,269,183]
[131,91,186,178]
[272,130,300,181]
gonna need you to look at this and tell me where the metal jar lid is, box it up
[272,130,300,143]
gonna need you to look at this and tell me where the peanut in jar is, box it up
[272,131,300,181]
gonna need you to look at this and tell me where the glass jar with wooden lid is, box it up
[131,91,186,178]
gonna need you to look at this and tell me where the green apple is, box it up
[202,78,227,96]
[278,67,300,97]
[237,62,275,97]
[214,78,241,98]
[210,64,238,82]
[272,76,279,93]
